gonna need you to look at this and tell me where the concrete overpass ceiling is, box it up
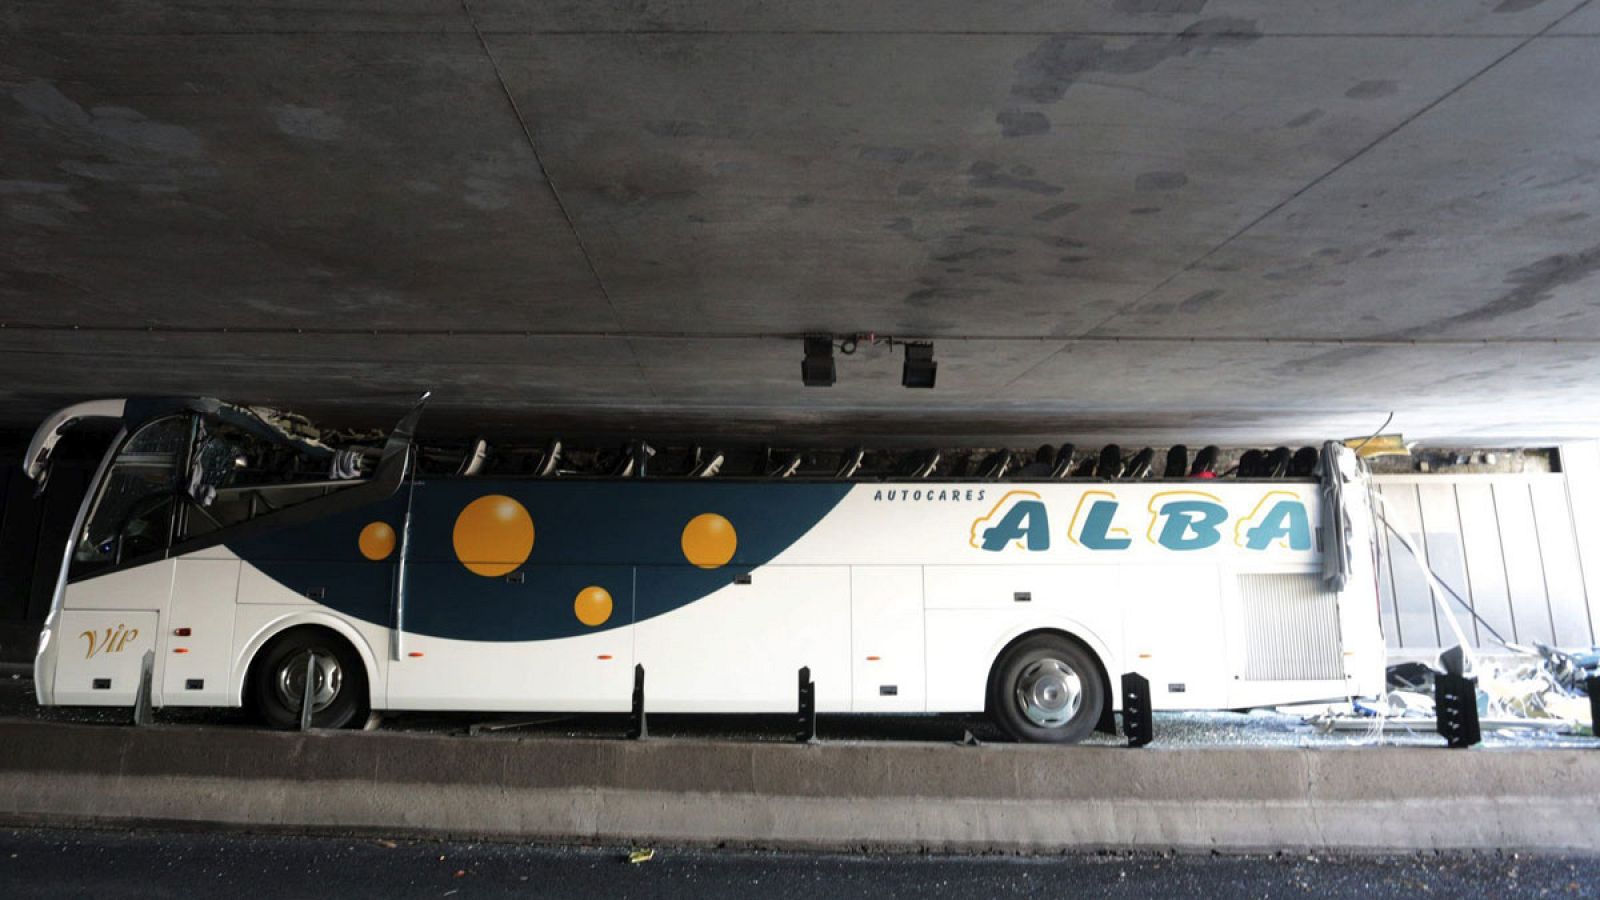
[3,1,1598,444]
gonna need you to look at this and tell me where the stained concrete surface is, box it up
[5,2,1600,445]
[3,827,1598,900]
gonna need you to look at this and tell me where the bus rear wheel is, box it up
[250,629,367,730]
[990,635,1104,744]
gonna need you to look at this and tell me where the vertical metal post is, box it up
[1121,672,1152,748]
[1435,672,1481,749]
[796,666,816,743]
[299,653,317,732]
[391,447,418,662]
[628,664,647,740]
[131,649,154,727]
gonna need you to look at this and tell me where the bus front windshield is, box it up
[71,410,368,578]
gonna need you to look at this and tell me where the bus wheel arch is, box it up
[241,622,373,730]
[985,628,1113,743]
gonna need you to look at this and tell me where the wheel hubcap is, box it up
[1014,658,1083,728]
[274,649,342,714]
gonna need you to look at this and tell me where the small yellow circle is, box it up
[574,586,613,627]
[358,521,396,561]
[681,513,737,569]
[453,494,535,577]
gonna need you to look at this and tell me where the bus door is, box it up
[53,413,196,706]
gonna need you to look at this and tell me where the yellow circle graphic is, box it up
[358,521,396,561]
[681,513,737,569]
[453,495,535,577]
[574,586,613,627]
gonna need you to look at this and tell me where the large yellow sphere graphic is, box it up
[358,521,396,561]
[681,513,737,569]
[453,495,534,577]
[574,586,613,627]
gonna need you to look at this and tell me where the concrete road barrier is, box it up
[0,720,1595,853]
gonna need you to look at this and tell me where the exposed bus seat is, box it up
[906,449,942,479]
[1190,445,1219,478]
[977,450,1012,480]
[1049,443,1077,479]
[687,449,724,478]
[1236,449,1264,478]
[834,447,864,479]
[1163,445,1188,478]
[528,439,561,477]
[769,450,803,478]
[456,438,489,477]
[1265,446,1292,478]
[1015,445,1055,479]
[1094,445,1123,478]
[1123,447,1155,479]
[1289,446,1318,477]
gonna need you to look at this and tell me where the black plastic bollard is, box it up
[1121,672,1152,748]
[628,664,648,740]
[796,666,816,743]
[1435,672,1481,749]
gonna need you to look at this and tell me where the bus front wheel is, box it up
[989,635,1104,744]
[249,628,368,730]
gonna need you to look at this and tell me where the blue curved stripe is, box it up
[226,480,852,642]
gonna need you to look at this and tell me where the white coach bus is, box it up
[24,398,1384,742]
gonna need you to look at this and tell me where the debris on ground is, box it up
[1306,643,1598,738]
[627,848,655,864]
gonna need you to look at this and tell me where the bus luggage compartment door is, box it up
[52,609,160,706]
[849,566,925,712]
[633,565,851,713]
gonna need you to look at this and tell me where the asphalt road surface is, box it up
[2,827,1596,899]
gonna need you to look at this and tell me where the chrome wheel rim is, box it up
[1014,658,1083,728]
[274,649,342,713]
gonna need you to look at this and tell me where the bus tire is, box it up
[249,628,368,730]
[989,634,1104,744]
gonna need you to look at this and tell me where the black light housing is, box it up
[901,341,936,388]
[802,335,836,387]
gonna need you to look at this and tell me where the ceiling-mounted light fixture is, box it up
[802,334,836,387]
[901,341,936,388]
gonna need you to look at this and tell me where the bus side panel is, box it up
[634,565,851,713]
[1119,564,1228,710]
[159,557,241,707]
[386,563,636,712]
[52,609,159,705]
[49,561,174,706]
[923,565,1121,713]
[233,561,394,710]
[62,559,175,611]
[849,566,925,713]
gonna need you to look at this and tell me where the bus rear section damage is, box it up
[23,396,1385,742]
